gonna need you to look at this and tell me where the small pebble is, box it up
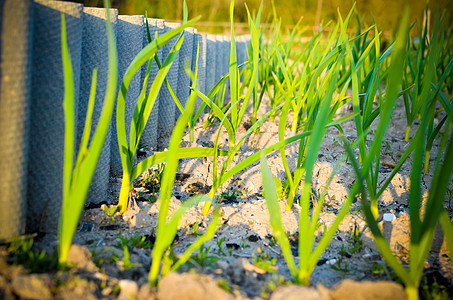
[326,258,337,265]
[383,213,396,222]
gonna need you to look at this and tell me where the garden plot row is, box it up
[0,0,250,240]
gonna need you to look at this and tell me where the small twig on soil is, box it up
[263,243,281,256]
[96,238,104,248]
[232,253,253,258]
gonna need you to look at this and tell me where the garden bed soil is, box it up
[1,97,452,299]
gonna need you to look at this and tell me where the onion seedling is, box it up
[279,12,366,210]
[343,9,452,299]
[345,100,453,300]
[116,3,208,213]
[260,46,355,285]
[148,59,221,287]
[401,12,452,174]
[59,0,117,264]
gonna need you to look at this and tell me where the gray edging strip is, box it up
[221,35,229,102]
[238,34,250,82]
[224,35,231,99]
[215,35,224,85]
[221,35,229,86]
[110,15,144,177]
[193,33,207,115]
[78,7,118,205]
[157,22,180,145]
[206,34,216,96]
[27,0,83,233]
[174,27,196,121]
[236,35,245,81]
[140,18,165,151]
[0,0,33,240]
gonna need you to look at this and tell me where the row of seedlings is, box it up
[0,0,250,239]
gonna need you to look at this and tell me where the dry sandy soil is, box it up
[1,97,452,299]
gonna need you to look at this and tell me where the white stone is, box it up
[383,213,396,222]
[326,258,337,265]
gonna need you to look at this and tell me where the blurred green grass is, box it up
[69,0,452,34]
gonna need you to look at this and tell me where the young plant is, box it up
[346,226,363,254]
[346,107,453,300]
[259,154,298,280]
[116,4,226,213]
[286,6,357,133]
[252,248,278,273]
[353,9,453,222]
[259,2,313,125]
[244,3,263,126]
[58,0,117,264]
[258,48,365,284]
[113,246,142,270]
[277,7,367,210]
[346,21,392,218]
[116,232,152,250]
[219,189,238,203]
[7,235,58,273]
[101,204,117,223]
[147,61,221,287]
[344,8,453,299]
[187,244,219,269]
[194,0,314,215]
[194,0,261,146]
[402,9,435,143]
[216,237,227,256]
[401,11,453,174]
[198,109,312,215]
[143,16,209,143]
[138,163,164,200]
[331,256,350,273]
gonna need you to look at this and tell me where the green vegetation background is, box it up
[67,0,452,33]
